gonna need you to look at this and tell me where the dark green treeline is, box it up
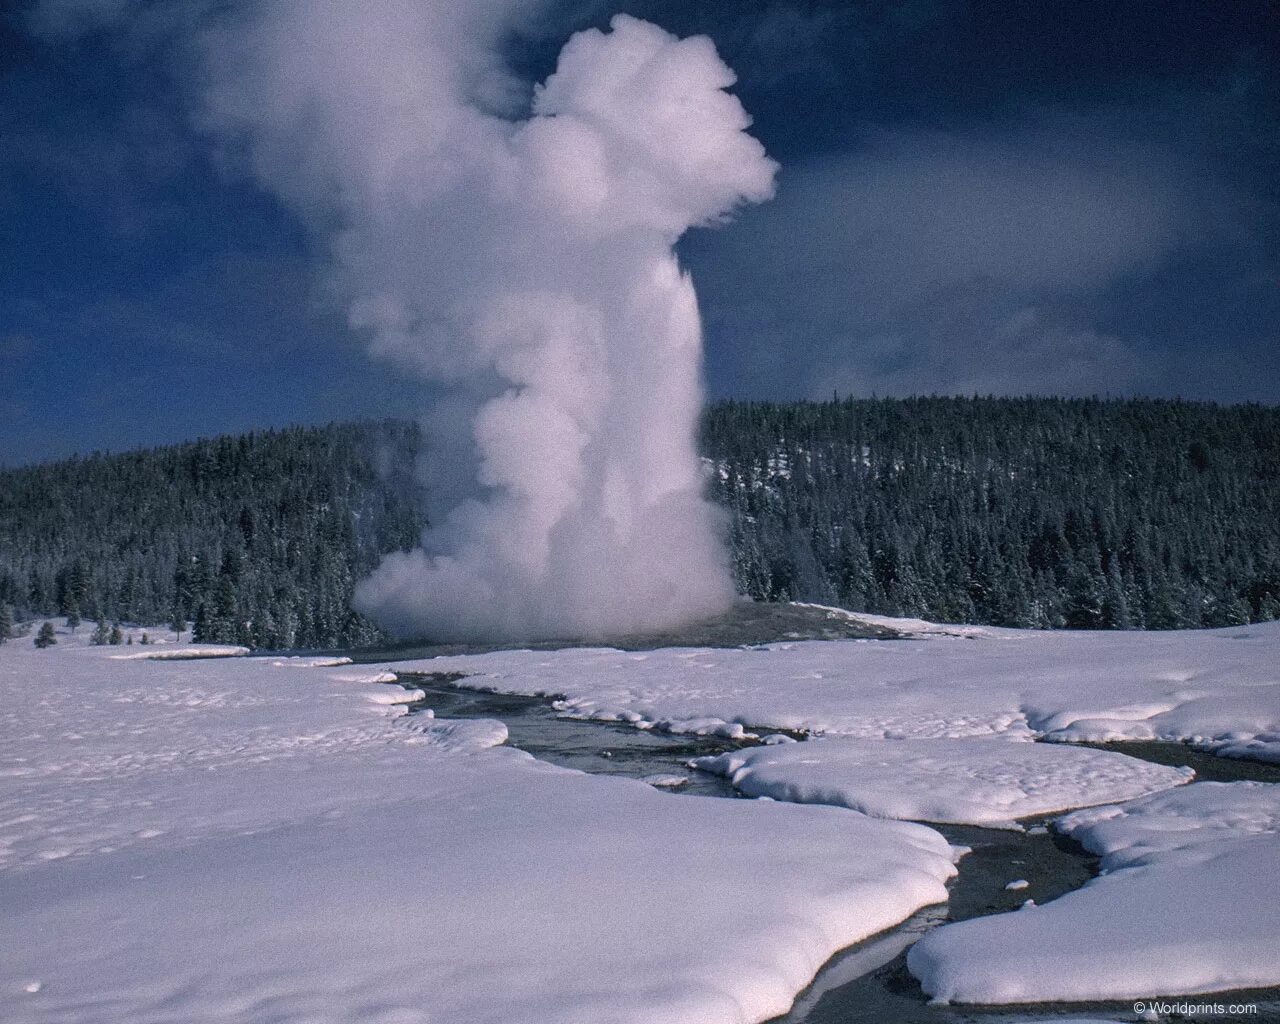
[0,421,422,648]
[705,397,1280,629]
[1,398,1277,646]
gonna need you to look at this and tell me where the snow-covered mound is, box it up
[694,738,1192,827]
[400,617,1280,759]
[908,781,1280,1003]
[1,626,957,1024]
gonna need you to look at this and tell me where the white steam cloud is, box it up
[190,3,776,641]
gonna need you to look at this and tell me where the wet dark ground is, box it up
[390,673,1280,1024]
[347,600,901,663]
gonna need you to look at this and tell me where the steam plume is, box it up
[39,1,778,641]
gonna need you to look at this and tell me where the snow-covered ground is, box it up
[693,738,1192,827]
[391,614,1280,1004]
[909,781,1280,1003]
[403,615,1280,760]
[1,626,955,1024]
[5,613,1278,1019]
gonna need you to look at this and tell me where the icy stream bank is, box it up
[391,674,1280,1023]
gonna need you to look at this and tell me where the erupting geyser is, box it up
[354,13,776,641]
[213,4,775,641]
[46,0,778,641]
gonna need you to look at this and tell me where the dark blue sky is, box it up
[3,1,1278,465]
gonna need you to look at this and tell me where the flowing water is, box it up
[397,676,744,798]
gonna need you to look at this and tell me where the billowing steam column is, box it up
[210,9,777,641]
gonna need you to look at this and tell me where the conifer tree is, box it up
[193,603,211,644]
[34,621,56,649]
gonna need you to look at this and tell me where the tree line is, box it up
[1,397,1277,647]
[0,421,422,648]
[705,396,1280,629]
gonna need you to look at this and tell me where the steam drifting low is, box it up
[41,1,778,641]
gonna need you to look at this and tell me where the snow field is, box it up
[390,613,1280,1005]
[2,627,957,1024]
[7,612,1279,1016]
[402,618,1280,759]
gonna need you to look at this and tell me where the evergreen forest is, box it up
[1,397,1277,647]
[705,397,1280,630]
[0,421,422,648]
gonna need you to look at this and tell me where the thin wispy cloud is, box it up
[689,106,1273,401]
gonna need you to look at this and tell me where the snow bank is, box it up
[695,738,1191,826]
[398,616,1280,760]
[1,626,956,1024]
[1060,777,1280,850]
[640,773,691,788]
[908,781,1280,1003]
[269,656,354,668]
[110,645,250,659]
[361,685,425,705]
[801,604,1001,639]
